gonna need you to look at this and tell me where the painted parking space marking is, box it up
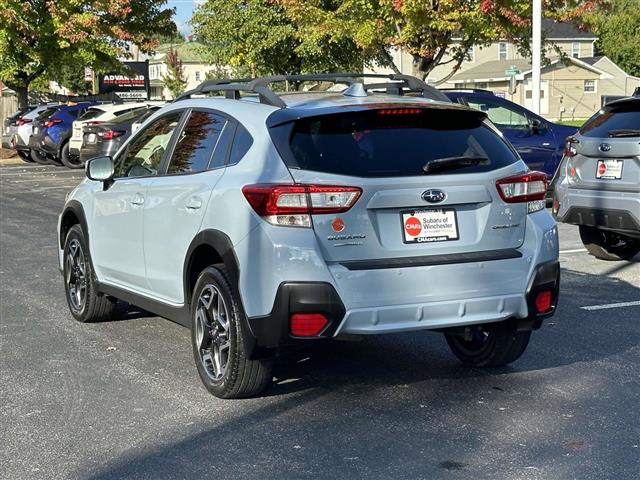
[560,248,587,254]
[581,300,640,311]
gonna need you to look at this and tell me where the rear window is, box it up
[110,107,152,124]
[274,109,519,177]
[37,107,59,120]
[79,108,106,121]
[580,100,640,138]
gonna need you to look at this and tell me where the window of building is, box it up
[584,80,596,93]
[467,46,475,63]
[499,42,507,61]
[572,42,580,58]
[195,71,201,82]
[475,82,488,89]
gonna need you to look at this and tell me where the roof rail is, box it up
[173,72,450,107]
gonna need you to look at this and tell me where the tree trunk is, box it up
[16,83,29,109]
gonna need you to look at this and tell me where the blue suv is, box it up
[442,90,578,178]
[29,102,95,166]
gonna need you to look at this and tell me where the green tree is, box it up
[0,0,175,108]
[191,0,364,78]
[162,47,187,98]
[278,0,603,83]
[590,0,640,77]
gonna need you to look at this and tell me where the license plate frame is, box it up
[596,159,623,180]
[401,208,459,244]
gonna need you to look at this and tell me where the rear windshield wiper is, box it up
[608,129,640,137]
[422,156,489,174]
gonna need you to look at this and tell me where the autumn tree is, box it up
[0,0,175,108]
[191,0,364,78]
[162,47,187,98]
[590,0,640,77]
[277,0,603,83]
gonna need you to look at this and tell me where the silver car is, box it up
[58,74,559,398]
[554,96,640,260]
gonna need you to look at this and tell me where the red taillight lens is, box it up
[564,138,578,158]
[16,118,32,126]
[242,184,362,227]
[100,130,125,140]
[535,290,552,313]
[44,118,63,128]
[290,313,329,337]
[496,171,547,203]
[377,108,422,115]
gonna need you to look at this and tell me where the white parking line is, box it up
[560,248,587,254]
[581,301,640,311]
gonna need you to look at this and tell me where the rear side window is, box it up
[580,101,640,137]
[228,124,253,165]
[79,108,106,121]
[274,109,519,177]
[37,108,58,120]
[167,110,227,174]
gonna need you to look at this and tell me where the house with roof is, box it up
[372,19,639,119]
[148,42,220,100]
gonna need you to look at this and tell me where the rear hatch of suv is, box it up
[565,98,640,194]
[266,104,538,265]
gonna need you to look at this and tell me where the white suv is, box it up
[58,74,560,398]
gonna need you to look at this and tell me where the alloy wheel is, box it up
[66,239,86,311]
[195,285,231,381]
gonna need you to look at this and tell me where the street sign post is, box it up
[505,66,520,95]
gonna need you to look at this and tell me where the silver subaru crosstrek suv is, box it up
[554,95,640,260]
[58,74,559,398]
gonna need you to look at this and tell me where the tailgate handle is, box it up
[131,193,145,206]
[186,196,202,210]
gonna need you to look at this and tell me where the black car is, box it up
[80,106,160,164]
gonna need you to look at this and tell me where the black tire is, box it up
[59,141,82,169]
[63,225,117,323]
[191,265,273,398]
[16,150,35,163]
[30,148,50,165]
[579,225,640,261]
[445,322,531,368]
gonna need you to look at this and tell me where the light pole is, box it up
[531,0,542,114]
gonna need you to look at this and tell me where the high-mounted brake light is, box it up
[100,130,125,140]
[377,108,422,115]
[242,184,362,227]
[44,118,63,128]
[16,118,32,126]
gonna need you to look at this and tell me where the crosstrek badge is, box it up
[404,216,422,237]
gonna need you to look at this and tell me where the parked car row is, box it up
[2,101,162,168]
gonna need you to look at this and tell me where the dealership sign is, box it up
[98,61,150,100]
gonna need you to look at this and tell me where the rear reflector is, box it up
[535,290,552,313]
[242,184,362,227]
[290,313,329,337]
[496,171,547,203]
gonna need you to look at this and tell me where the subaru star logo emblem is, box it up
[599,143,612,152]
[422,189,446,203]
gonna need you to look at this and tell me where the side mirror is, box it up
[86,156,114,183]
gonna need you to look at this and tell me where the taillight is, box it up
[100,130,125,140]
[496,171,547,213]
[16,118,32,126]
[44,118,63,128]
[242,184,362,228]
[564,137,578,158]
[535,290,552,313]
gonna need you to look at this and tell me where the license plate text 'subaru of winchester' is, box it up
[596,159,623,180]
[401,209,459,243]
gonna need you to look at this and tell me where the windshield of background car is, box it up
[276,108,519,177]
[580,100,640,137]
[78,108,107,121]
[110,107,152,124]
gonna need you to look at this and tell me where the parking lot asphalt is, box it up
[1,162,638,480]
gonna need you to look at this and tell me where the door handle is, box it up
[542,142,551,147]
[186,196,202,210]
[131,193,145,206]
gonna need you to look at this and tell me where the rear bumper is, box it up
[555,187,640,235]
[1,133,13,149]
[239,209,559,354]
[29,134,57,156]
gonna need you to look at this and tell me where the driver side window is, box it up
[114,111,183,178]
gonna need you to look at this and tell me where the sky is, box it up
[165,0,201,36]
